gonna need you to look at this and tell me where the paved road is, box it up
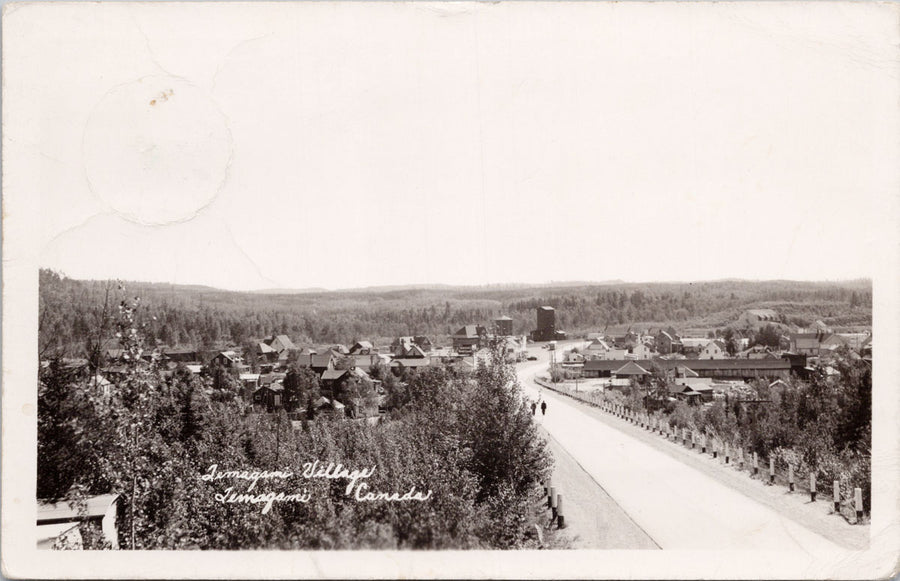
[517,348,847,553]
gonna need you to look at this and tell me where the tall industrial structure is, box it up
[530,306,566,342]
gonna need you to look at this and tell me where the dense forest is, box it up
[39,269,872,358]
[38,297,554,549]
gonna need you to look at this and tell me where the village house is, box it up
[349,341,375,355]
[296,352,337,375]
[268,334,295,352]
[680,337,711,356]
[613,332,640,351]
[390,358,433,374]
[311,396,346,418]
[611,361,651,385]
[699,339,728,359]
[255,342,279,363]
[563,349,585,363]
[655,329,683,355]
[630,342,655,359]
[451,325,485,354]
[209,350,245,370]
[790,332,853,357]
[349,353,391,373]
[252,382,284,412]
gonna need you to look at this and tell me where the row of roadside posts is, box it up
[541,478,566,530]
[598,402,865,523]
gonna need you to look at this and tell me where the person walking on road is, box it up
[541,400,547,416]
[531,401,537,416]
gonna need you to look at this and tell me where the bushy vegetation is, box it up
[640,350,871,513]
[39,270,871,358]
[38,291,552,549]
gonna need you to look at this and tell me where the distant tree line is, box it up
[39,269,871,359]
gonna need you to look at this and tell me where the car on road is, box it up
[527,355,538,361]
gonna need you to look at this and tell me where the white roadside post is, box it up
[833,480,841,512]
[753,452,759,476]
[788,465,794,491]
[724,442,730,464]
[810,472,817,502]
[855,488,863,522]
[557,493,565,529]
[769,457,775,485]
[550,486,558,520]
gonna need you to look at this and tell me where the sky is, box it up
[6,2,899,291]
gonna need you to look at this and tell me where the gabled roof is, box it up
[404,344,428,358]
[257,342,276,354]
[263,334,296,351]
[314,396,345,410]
[613,361,650,376]
[309,353,336,368]
[350,341,374,353]
[495,316,513,321]
[452,325,481,339]
[321,369,348,381]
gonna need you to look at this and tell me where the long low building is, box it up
[582,358,791,380]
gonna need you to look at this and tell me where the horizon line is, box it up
[41,268,873,295]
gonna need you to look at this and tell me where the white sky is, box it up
[6,2,898,291]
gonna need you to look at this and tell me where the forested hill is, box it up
[38,270,872,357]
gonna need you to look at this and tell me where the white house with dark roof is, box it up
[699,340,728,359]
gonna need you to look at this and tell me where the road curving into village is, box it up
[516,346,850,553]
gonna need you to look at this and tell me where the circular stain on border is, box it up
[83,76,232,225]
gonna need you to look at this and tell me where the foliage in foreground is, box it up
[38,294,552,549]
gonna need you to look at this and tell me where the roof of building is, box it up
[452,325,481,339]
[321,369,349,381]
[309,353,336,368]
[351,341,374,352]
[239,373,260,381]
[584,358,790,372]
[269,335,296,350]
[495,316,513,321]
[391,358,432,367]
[404,344,428,358]
[257,342,276,354]
[38,494,119,523]
[586,339,610,350]
[613,361,650,376]
[539,306,555,311]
